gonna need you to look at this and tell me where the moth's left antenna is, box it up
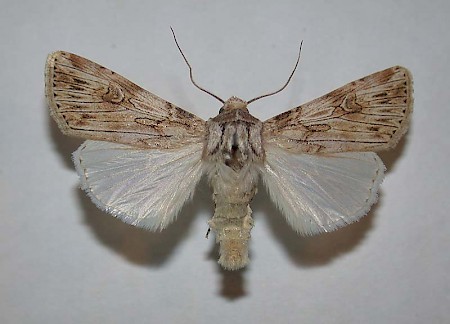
[247,41,303,104]
[170,27,225,104]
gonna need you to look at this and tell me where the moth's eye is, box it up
[219,107,225,114]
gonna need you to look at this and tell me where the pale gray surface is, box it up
[1,1,449,323]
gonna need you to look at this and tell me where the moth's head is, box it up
[220,96,248,113]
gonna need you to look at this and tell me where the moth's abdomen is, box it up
[206,164,259,270]
[208,204,254,270]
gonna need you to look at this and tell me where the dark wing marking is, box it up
[263,66,413,153]
[46,51,205,149]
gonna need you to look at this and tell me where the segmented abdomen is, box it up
[207,164,259,270]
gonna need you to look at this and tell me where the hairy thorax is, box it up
[204,97,265,270]
[204,104,264,170]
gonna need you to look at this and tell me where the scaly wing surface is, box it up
[46,51,205,149]
[73,141,204,230]
[263,66,412,153]
[260,145,385,235]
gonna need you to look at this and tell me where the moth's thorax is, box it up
[204,100,264,171]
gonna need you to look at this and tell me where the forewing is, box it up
[73,141,204,230]
[260,145,385,235]
[46,51,205,149]
[263,66,412,153]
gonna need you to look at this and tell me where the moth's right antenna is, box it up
[247,41,303,104]
[170,27,225,104]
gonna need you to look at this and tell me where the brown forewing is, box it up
[263,66,413,153]
[45,51,206,149]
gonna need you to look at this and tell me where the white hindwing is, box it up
[73,140,204,230]
[260,145,385,235]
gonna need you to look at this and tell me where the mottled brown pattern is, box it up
[102,83,125,103]
[46,51,206,149]
[263,66,413,153]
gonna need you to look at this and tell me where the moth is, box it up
[45,35,412,270]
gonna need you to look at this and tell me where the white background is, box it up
[1,1,449,323]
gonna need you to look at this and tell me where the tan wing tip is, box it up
[45,50,74,136]
[384,65,414,150]
[45,51,69,70]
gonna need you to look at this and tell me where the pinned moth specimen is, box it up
[45,34,412,270]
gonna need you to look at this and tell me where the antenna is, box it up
[247,41,303,104]
[170,27,225,104]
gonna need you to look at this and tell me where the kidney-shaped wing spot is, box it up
[263,66,413,154]
[45,51,206,149]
